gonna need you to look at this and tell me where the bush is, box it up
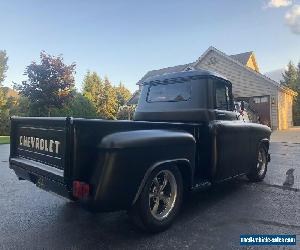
[0,109,10,135]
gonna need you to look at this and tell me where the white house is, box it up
[130,46,297,130]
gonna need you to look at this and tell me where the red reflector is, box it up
[73,181,90,199]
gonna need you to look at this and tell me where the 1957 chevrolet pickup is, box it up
[10,69,271,232]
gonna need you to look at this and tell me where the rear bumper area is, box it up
[10,157,72,199]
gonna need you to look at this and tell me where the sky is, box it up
[0,0,300,92]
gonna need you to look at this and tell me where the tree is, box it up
[0,50,9,135]
[51,92,97,118]
[0,86,7,111]
[0,95,27,135]
[11,96,30,117]
[82,71,103,110]
[281,60,300,125]
[281,61,298,88]
[100,76,118,119]
[15,51,76,116]
[0,50,8,84]
[0,50,8,110]
[115,82,131,109]
[82,72,118,119]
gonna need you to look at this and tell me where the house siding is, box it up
[246,54,259,72]
[196,50,280,129]
[277,90,294,130]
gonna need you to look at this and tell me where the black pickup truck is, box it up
[10,69,271,232]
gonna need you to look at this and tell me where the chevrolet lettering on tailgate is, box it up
[19,136,60,154]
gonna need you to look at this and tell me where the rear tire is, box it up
[247,145,268,182]
[129,165,183,233]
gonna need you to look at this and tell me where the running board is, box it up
[192,180,212,191]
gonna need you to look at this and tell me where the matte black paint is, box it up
[9,70,271,212]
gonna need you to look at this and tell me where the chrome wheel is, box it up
[149,170,177,221]
[257,148,267,176]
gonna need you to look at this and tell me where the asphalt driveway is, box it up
[0,136,299,249]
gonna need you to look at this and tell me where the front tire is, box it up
[247,145,268,182]
[129,165,183,233]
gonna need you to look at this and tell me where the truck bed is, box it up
[9,117,200,201]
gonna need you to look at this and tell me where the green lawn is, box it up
[0,136,10,144]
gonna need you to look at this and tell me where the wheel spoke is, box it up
[257,151,264,169]
[160,175,168,191]
[149,193,155,199]
[153,177,160,189]
[256,149,267,176]
[152,199,159,214]
[160,195,171,205]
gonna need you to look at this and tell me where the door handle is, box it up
[217,113,226,119]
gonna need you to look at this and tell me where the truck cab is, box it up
[135,70,237,122]
[10,69,271,232]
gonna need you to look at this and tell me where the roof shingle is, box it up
[229,51,253,65]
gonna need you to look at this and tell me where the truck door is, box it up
[212,80,250,180]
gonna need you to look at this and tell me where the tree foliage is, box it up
[0,50,133,134]
[100,76,118,119]
[281,61,300,125]
[82,71,102,107]
[0,86,7,111]
[15,51,76,116]
[0,90,31,135]
[0,50,8,110]
[0,50,9,135]
[51,92,97,118]
[115,82,131,108]
[0,50,8,84]
[281,61,298,88]
[82,72,129,120]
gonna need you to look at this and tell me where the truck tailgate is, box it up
[9,117,72,197]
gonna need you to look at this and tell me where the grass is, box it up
[0,136,10,144]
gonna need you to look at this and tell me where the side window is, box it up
[215,81,230,110]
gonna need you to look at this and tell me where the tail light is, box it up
[73,181,90,199]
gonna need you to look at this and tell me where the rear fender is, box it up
[132,158,193,205]
[87,129,196,211]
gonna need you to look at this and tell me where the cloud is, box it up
[285,5,300,34]
[267,0,293,8]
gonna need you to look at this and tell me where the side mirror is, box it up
[240,101,245,111]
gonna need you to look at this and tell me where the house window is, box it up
[253,97,261,104]
[260,97,268,103]
[253,96,268,104]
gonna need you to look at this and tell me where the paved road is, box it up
[271,127,300,144]
[0,143,299,250]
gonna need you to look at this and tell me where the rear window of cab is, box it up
[147,81,191,103]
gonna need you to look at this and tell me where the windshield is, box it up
[147,81,191,103]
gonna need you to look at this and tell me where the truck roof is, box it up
[141,69,228,85]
